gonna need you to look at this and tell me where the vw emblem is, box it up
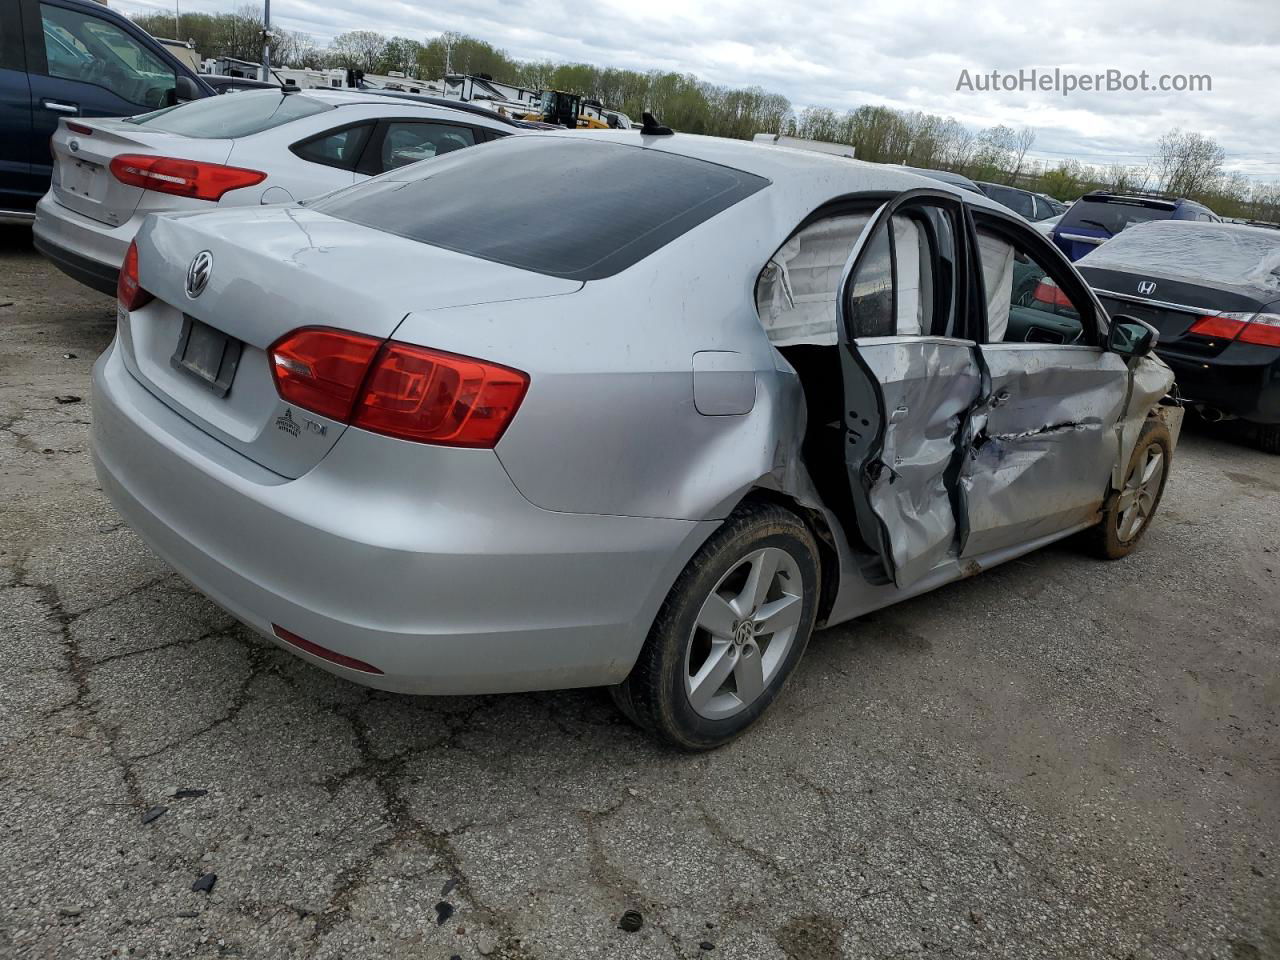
[68,139,80,154]
[186,251,213,299]
[1137,280,1157,296]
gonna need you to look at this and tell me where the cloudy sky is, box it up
[115,0,1280,180]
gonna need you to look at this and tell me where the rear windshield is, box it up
[126,92,332,138]
[1059,198,1174,236]
[310,137,769,281]
[1079,220,1280,293]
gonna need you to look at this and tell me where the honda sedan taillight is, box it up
[1189,313,1280,348]
[109,154,266,201]
[269,328,529,448]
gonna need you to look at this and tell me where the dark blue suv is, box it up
[1,0,212,223]
[1050,190,1220,261]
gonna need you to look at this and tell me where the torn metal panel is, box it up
[1112,354,1178,488]
[961,345,1129,558]
[848,337,982,588]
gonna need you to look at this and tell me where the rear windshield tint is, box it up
[126,92,332,138]
[309,137,769,281]
[1060,198,1174,236]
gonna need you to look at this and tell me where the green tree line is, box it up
[131,8,1280,221]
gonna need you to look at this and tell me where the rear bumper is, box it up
[1161,348,1280,424]
[91,340,712,694]
[32,192,136,295]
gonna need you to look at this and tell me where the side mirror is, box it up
[1107,314,1159,358]
[174,75,201,102]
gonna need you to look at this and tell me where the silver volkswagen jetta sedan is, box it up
[92,131,1180,749]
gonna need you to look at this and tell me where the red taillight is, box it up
[272,624,383,675]
[1188,315,1246,341]
[109,154,266,201]
[1032,277,1074,308]
[1189,313,1280,347]
[269,328,383,422]
[1239,322,1280,347]
[352,343,529,447]
[268,328,530,448]
[116,239,153,311]
[66,122,93,135]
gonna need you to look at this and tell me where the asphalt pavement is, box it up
[1,226,1277,960]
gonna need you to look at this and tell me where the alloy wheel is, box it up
[684,546,804,720]
[1116,442,1165,542]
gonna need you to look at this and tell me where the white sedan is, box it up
[32,89,524,294]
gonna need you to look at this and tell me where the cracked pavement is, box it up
[1,226,1278,960]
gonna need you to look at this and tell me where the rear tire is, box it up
[1086,417,1172,560]
[613,502,820,750]
[1254,423,1280,455]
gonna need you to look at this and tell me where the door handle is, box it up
[42,100,79,114]
[990,390,1011,407]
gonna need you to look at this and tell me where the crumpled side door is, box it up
[837,189,983,589]
[843,338,982,587]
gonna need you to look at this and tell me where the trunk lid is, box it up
[50,117,232,226]
[121,206,581,478]
[1080,265,1269,358]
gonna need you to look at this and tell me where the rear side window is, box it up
[1060,199,1173,236]
[380,121,475,170]
[311,138,768,281]
[127,92,332,137]
[292,123,373,171]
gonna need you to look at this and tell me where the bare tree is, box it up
[1156,128,1225,196]
[331,30,387,74]
[1008,127,1036,185]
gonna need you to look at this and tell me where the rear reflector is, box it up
[272,624,384,675]
[66,122,93,135]
[269,327,530,448]
[1189,312,1280,348]
[109,154,266,202]
[117,239,153,311]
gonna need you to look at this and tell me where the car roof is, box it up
[242,88,519,127]
[364,91,531,127]
[561,131,1010,213]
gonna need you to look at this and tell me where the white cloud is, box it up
[116,0,1280,180]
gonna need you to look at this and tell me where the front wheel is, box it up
[612,502,820,750]
[1087,417,1172,560]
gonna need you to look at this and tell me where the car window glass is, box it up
[977,226,1087,344]
[311,138,768,282]
[294,124,373,171]
[127,92,332,137]
[40,3,176,108]
[846,223,896,338]
[380,122,476,171]
[1059,200,1172,236]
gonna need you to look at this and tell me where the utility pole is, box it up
[173,0,179,39]
[261,0,271,82]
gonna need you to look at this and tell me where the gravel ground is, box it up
[1,225,1278,960]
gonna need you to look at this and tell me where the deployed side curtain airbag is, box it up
[757,214,871,347]
[977,231,1015,341]
[893,216,924,337]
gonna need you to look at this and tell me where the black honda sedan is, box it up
[1077,220,1280,452]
